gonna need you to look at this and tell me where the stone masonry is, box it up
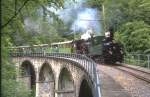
[12,56,94,97]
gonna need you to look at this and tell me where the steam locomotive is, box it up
[101,31,124,64]
[73,31,124,64]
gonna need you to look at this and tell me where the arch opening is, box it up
[79,79,93,97]
[39,63,54,82]
[21,61,36,89]
[58,68,74,90]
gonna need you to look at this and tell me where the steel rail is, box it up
[119,64,150,75]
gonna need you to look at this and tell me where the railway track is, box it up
[113,64,150,83]
[97,64,150,97]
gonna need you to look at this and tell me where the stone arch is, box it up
[58,67,74,90]
[39,62,54,82]
[58,67,74,97]
[38,62,55,97]
[79,79,93,97]
[20,60,36,90]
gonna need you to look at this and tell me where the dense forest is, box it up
[1,0,150,96]
[87,0,150,54]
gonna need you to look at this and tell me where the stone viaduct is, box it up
[11,53,101,97]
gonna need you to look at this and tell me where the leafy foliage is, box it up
[87,0,150,54]
[115,21,150,53]
[2,0,66,46]
[1,42,32,97]
[1,0,67,96]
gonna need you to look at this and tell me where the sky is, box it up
[47,0,102,35]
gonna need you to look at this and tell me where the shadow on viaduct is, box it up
[12,56,95,97]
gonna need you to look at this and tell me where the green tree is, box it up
[1,39,32,97]
[1,0,66,96]
[87,0,150,53]
[115,21,150,53]
[2,0,65,46]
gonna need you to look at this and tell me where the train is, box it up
[100,31,124,64]
[10,31,124,64]
[72,31,124,64]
